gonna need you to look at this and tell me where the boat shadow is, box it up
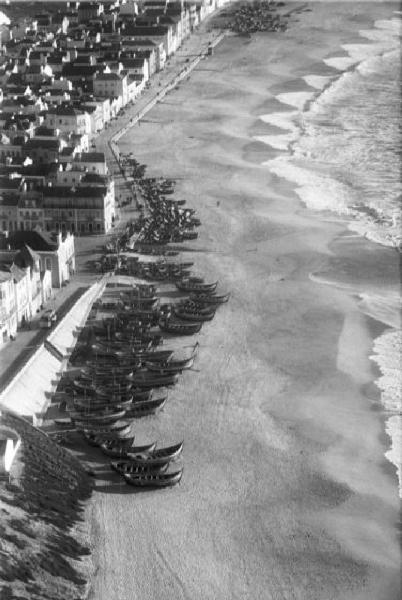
[94,480,179,494]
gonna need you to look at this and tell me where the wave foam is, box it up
[371,328,402,498]
[302,75,334,90]
[323,56,358,71]
[385,416,402,498]
[370,330,402,414]
[259,111,298,132]
[254,134,295,151]
[275,91,315,110]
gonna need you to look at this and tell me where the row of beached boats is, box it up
[53,167,230,489]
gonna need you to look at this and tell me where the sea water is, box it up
[260,13,402,495]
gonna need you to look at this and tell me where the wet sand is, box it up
[89,3,401,599]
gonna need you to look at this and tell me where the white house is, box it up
[0,424,21,480]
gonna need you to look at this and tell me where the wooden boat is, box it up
[94,389,134,403]
[103,441,156,459]
[72,378,131,395]
[126,371,179,389]
[159,318,202,335]
[123,470,183,488]
[145,353,195,374]
[83,423,132,443]
[73,398,133,412]
[71,409,126,427]
[177,301,215,315]
[174,308,215,322]
[144,343,198,369]
[111,459,167,474]
[135,349,174,363]
[131,388,152,402]
[119,295,159,308]
[100,436,135,452]
[127,441,183,466]
[124,395,167,417]
[76,419,131,432]
[189,292,230,305]
[175,279,217,293]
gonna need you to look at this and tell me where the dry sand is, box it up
[89,3,401,599]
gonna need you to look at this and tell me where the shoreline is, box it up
[87,3,401,599]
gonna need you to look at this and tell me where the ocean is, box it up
[258,11,402,495]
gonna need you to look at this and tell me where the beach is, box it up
[88,3,401,599]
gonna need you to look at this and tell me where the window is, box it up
[45,257,52,270]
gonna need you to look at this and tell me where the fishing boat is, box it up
[72,397,133,411]
[189,292,230,305]
[175,279,218,293]
[144,356,194,374]
[111,459,167,474]
[124,395,167,417]
[158,317,202,336]
[123,470,183,488]
[76,418,131,432]
[131,388,153,402]
[127,441,183,466]
[102,441,155,458]
[99,436,136,454]
[174,308,215,322]
[83,422,133,443]
[71,409,126,427]
[126,370,179,389]
[145,344,198,373]
[177,301,216,315]
[103,440,156,459]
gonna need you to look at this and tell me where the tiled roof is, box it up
[24,138,60,151]
[48,105,86,116]
[7,230,58,252]
[79,152,105,162]
[95,72,122,81]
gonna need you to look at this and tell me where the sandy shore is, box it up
[88,3,401,599]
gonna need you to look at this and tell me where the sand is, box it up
[88,3,401,599]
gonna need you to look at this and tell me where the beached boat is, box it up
[102,441,155,458]
[72,378,132,396]
[144,356,194,374]
[144,345,198,373]
[72,398,133,412]
[175,279,218,293]
[158,317,202,335]
[83,423,133,444]
[124,395,167,417]
[174,308,215,322]
[103,440,156,459]
[189,292,230,305]
[123,470,183,488]
[99,436,135,453]
[126,370,179,389]
[71,410,126,427]
[127,441,183,466]
[77,419,131,432]
[111,459,167,474]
